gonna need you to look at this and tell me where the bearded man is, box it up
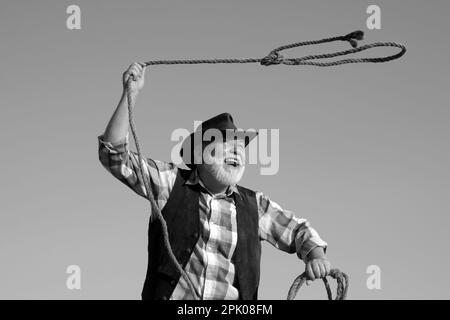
[98,62,330,300]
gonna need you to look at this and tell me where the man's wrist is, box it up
[305,246,326,262]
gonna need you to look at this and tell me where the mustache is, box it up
[203,146,245,165]
[223,153,244,165]
[224,148,245,161]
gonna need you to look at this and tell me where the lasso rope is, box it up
[287,269,349,300]
[140,30,405,67]
[127,30,404,300]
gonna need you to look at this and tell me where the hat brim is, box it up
[179,129,258,169]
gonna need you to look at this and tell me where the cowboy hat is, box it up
[179,113,258,168]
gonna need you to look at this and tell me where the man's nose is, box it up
[229,144,240,155]
[226,140,243,155]
[231,146,244,158]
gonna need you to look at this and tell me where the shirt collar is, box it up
[184,168,241,198]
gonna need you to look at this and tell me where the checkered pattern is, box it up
[98,133,327,300]
[171,183,239,299]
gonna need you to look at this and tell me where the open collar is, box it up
[184,168,241,199]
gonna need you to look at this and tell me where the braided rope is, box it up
[127,86,200,300]
[127,30,401,300]
[287,269,349,300]
[141,30,406,68]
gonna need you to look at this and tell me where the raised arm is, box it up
[98,63,177,209]
[102,62,145,144]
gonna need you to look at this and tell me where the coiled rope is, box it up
[287,269,349,300]
[126,30,404,300]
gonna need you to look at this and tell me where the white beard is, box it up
[203,154,245,186]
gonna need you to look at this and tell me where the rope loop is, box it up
[287,268,349,300]
[259,30,405,67]
[143,30,405,69]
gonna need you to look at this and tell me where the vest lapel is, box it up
[234,186,261,300]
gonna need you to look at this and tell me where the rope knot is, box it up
[260,51,284,66]
[342,30,364,48]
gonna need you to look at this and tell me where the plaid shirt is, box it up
[98,133,327,300]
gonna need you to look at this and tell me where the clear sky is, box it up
[1,0,449,299]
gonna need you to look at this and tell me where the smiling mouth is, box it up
[224,158,240,167]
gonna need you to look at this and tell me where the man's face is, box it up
[201,139,246,186]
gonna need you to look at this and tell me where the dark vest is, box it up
[141,169,261,300]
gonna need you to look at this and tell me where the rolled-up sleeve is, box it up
[97,132,177,210]
[256,192,328,262]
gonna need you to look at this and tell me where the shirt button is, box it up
[192,232,199,239]
[160,296,167,300]
[170,280,176,286]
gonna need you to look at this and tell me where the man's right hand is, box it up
[123,62,146,97]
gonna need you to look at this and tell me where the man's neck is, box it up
[197,167,229,196]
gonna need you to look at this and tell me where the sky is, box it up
[1,0,449,299]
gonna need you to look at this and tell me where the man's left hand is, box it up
[304,247,331,285]
[305,258,331,284]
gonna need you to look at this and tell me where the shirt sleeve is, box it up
[97,132,178,210]
[256,191,328,262]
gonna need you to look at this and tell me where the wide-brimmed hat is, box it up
[179,113,258,168]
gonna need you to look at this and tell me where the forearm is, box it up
[102,90,130,144]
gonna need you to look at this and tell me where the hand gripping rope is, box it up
[287,268,349,300]
[126,30,405,300]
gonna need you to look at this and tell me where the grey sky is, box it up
[1,0,449,299]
